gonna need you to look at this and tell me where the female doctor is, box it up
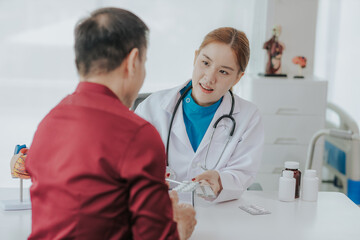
[135,27,264,202]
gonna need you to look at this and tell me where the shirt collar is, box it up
[75,82,119,100]
[161,80,191,113]
[160,79,240,115]
[182,82,222,114]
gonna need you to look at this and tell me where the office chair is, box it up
[131,93,151,111]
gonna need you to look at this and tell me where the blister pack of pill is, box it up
[196,185,216,198]
[172,181,200,193]
[166,178,216,198]
[238,203,271,215]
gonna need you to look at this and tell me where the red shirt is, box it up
[26,82,179,240]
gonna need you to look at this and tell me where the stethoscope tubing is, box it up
[165,85,192,166]
[166,84,236,170]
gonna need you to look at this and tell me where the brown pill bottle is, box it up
[283,161,301,198]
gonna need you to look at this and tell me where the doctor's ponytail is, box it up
[198,27,250,74]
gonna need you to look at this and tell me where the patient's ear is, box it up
[125,48,139,78]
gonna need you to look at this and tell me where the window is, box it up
[314,0,360,127]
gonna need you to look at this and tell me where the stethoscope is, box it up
[165,84,236,180]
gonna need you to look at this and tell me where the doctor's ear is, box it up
[232,71,244,88]
[235,72,245,84]
[193,50,199,65]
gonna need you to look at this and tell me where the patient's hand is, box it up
[169,191,196,240]
[193,170,223,196]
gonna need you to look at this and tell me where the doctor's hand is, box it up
[169,191,197,240]
[193,170,223,196]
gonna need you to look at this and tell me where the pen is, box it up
[165,178,183,185]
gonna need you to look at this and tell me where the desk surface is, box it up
[191,191,360,240]
[1,189,359,240]
[0,188,31,239]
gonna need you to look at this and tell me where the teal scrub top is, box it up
[181,82,222,152]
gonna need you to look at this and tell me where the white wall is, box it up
[107,0,267,92]
[0,0,267,188]
[6,0,359,190]
[0,0,92,188]
[315,0,360,128]
[265,0,319,77]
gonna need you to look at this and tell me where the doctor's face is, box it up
[191,42,243,107]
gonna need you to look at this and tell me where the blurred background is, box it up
[0,0,359,189]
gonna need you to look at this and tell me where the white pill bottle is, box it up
[302,169,319,202]
[278,170,296,202]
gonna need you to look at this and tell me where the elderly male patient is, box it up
[23,7,196,240]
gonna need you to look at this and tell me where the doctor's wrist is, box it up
[216,171,223,194]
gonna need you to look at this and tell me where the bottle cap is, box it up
[282,170,294,178]
[304,169,317,178]
[284,161,299,169]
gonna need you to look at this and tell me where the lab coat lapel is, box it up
[161,81,193,151]
[171,102,194,151]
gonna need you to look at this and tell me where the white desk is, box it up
[191,191,360,240]
[0,188,31,239]
[1,189,359,240]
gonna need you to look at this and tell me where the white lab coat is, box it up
[135,82,264,202]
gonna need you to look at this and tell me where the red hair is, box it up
[198,27,250,73]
